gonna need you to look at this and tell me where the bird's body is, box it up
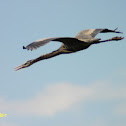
[15,28,124,71]
[53,38,92,53]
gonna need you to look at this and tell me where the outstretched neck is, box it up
[33,49,62,64]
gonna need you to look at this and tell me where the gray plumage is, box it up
[15,28,124,71]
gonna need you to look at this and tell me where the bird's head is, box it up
[14,60,34,71]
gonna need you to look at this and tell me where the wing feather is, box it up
[23,37,60,51]
[75,28,122,39]
[23,37,81,51]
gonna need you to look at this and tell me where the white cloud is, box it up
[0,83,93,116]
[14,83,92,116]
[0,81,126,116]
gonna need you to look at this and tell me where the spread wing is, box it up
[23,37,80,51]
[23,28,122,51]
[75,28,122,39]
[23,37,61,51]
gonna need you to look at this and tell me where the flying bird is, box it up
[15,28,124,71]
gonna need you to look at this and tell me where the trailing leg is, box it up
[94,36,124,44]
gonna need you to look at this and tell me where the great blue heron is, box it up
[15,28,124,71]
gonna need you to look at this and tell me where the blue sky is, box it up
[0,0,126,126]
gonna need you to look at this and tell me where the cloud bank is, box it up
[0,81,126,116]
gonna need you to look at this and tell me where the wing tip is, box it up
[23,46,26,49]
[113,28,123,34]
[102,28,123,34]
[23,46,30,50]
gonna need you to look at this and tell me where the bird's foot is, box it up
[14,60,34,71]
[111,36,124,41]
